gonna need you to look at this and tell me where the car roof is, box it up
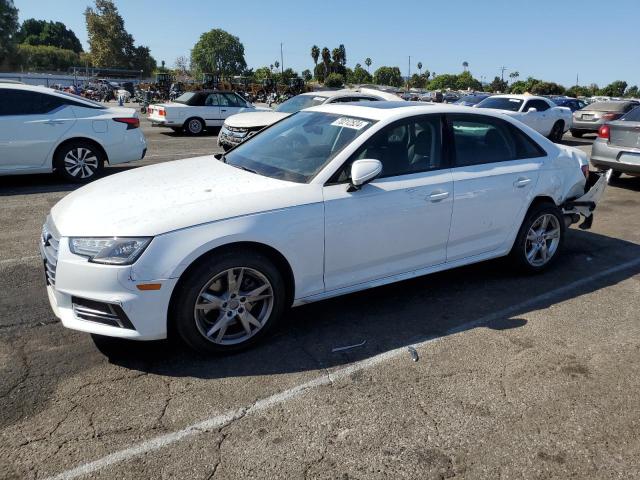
[307,102,513,122]
[300,89,400,101]
[489,94,549,101]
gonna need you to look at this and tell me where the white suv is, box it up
[0,83,147,182]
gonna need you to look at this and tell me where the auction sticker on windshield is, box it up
[331,117,371,130]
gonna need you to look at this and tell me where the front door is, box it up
[323,114,453,291]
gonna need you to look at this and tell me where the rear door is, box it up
[0,89,76,171]
[446,113,547,261]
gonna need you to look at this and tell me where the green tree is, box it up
[565,85,591,98]
[324,72,344,88]
[455,71,482,91]
[301,69,312,82]
[509,76,541,94]
[85,0,156,74]
[16,19,83,53]
[253,66,272,81]
[428,73,458,90]
[364,57,372,72]
[320,47,331,80]
[531,81,565,96]
[190,28,246,78]
[598,80,628,97]
[373,66,403,87]
[310,45,319,67]
[625,85,639,98]
[331,47,341,65]
[408,73,428,89]
[462,61,469,71]
[348,63,372,84]
[0,0,19,67]
[416,61,422,75]
[509,71,520,82]
[487,76,508,93]
[16,43,79,71]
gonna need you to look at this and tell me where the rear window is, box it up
[621,106,640,122]
[174,92,197,104]
[586,102,631,112]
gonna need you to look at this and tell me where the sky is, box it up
[14,0,640,87]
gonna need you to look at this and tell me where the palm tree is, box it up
[274,60,280,71]
[417,62,423,75]
[365,57,372,72]
[509,71,520,82]
[311,45,320,67]
[332,48,341,65]
[321,47,331,80]
[462,61,469,72]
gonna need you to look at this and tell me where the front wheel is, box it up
[172,250,287,354]
[510,203,565,273]
[54,141,104,183]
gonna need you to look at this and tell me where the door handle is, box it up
[429,191,449,202]
[514,177,531,188]
[221,109,227,112]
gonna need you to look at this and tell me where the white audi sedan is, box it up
[0,83,146,182]
[42,102,606,354]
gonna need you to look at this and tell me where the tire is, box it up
[570,129,584,138]
[172,249,287,354]
[184,117,205,135]
[509,202,565,273]
[54,140,104,183]
[549,121,564,143]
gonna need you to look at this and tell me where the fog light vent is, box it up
[71,297,135,330]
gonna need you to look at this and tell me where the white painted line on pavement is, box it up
[144,151,216,159]
[43,256,640,480]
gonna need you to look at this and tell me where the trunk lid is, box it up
[609,121,640,149]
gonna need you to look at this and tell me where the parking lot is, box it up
[1,110,640,479]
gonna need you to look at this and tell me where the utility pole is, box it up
[576,73,579,86]
[280,43,284,74]
[499,66,507,83]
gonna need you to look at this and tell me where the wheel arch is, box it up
[52,136,109,168]
[166,241,296,336]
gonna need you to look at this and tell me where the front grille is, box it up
[72,297,135,330]
[41,217,60,287]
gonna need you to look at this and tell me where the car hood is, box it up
[51,156,321,237]
[224,111,289,128]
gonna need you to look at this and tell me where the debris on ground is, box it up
[331,340,367,353]
[407,346,419,362]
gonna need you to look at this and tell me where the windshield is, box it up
[224,111,375,183]
[275,95,328,113]
[477,97,523,112]
[174,92,197,104]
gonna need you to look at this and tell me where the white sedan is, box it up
[476,94,573,142]
[42,102,606,354]
[0,82,147,182]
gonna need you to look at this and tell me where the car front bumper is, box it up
[41,228,176,340]
[591,138,640,174]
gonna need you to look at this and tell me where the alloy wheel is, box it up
[193,267,274,345]
[64,147,99,179]
[524,214,561,267]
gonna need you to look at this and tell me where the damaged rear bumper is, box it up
[560,170,610,230]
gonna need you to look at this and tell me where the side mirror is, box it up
[527,107,538,113]
[348,159,382,192]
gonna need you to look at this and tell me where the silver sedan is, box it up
[591,106,640,177]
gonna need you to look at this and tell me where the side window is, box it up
[328,97,354,103]
[222,92,247,107]
[530,99,550,111]
[450,114,545,166]
[351,97,379,103]
[0,89,64,116]
[204,93,219,106]
[331,115,443,182]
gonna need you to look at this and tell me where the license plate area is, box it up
[581,114,594,120]
[619,152,640,165]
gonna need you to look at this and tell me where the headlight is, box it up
[69,237,152,265]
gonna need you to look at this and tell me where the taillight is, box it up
[598,124,610,140]
[113,117,140,130]
[602,112,621,121]
[159,109,166,117]
[581,164,589,179]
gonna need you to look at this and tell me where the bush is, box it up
[324,73,344,88]
[16,43,79,71]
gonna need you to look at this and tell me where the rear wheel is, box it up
[549,121,564,143]
[54,140,104,183]
[185,117,205,135]
[172,250,287,354]
[510,202,565,273]
[570,129,584,138]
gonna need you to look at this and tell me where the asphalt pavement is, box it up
[1,110,639,480]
